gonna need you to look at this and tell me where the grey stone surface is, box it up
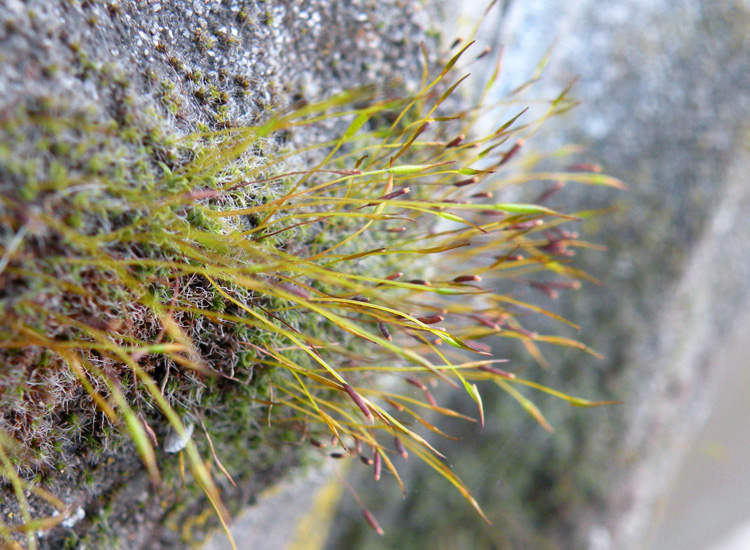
[0,0,432,131]
[644,300,750,549]
[203,462,336,550]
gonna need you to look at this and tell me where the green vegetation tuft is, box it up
[0,37,622,549]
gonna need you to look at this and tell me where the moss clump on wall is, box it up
[0,83,303,550]
[1,3,622,550]
[1,2,442,547]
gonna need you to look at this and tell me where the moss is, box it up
[192,28,215,54]
[1,4,614,549]
[106,3,123,17]
[167,56,186,74]
[233,74,251,91]
[0,81,252,540]
[1,65,383,538]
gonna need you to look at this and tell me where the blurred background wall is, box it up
[322,1,750,549]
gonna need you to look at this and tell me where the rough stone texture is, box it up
[202,462,337,550]
[325,1,750,549]
[0,0,431,130]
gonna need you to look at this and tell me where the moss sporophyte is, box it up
[0,38,623,548]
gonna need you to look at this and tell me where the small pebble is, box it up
[164,422,195,453]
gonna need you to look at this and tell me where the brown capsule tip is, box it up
[481,209,505,217]
[360,455,374,466]
[394,437,408,459]
[407,279,431,287]
[470,191,493,199]
[379,322,392,341]
[476,46,491,60]
[471,314,501,331]
[373,451,382,481]
[445,134,465,148]
[382,187,410,200]
[386,226,407,233]
[329,452,347,459]
[362,509,385,536]
[310,438,326,449]
[415,314,444,324]
[364,187,410,207]
[453,275,481,283]
[406,377,427,391]
[424,389,438,407]
[342,383,374,423]
[453,176,479,187]
[499,138,524,166]
[385,272,403,281]
[529,281,559,299]
[478,365,515,379]
[450,37,464,49]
